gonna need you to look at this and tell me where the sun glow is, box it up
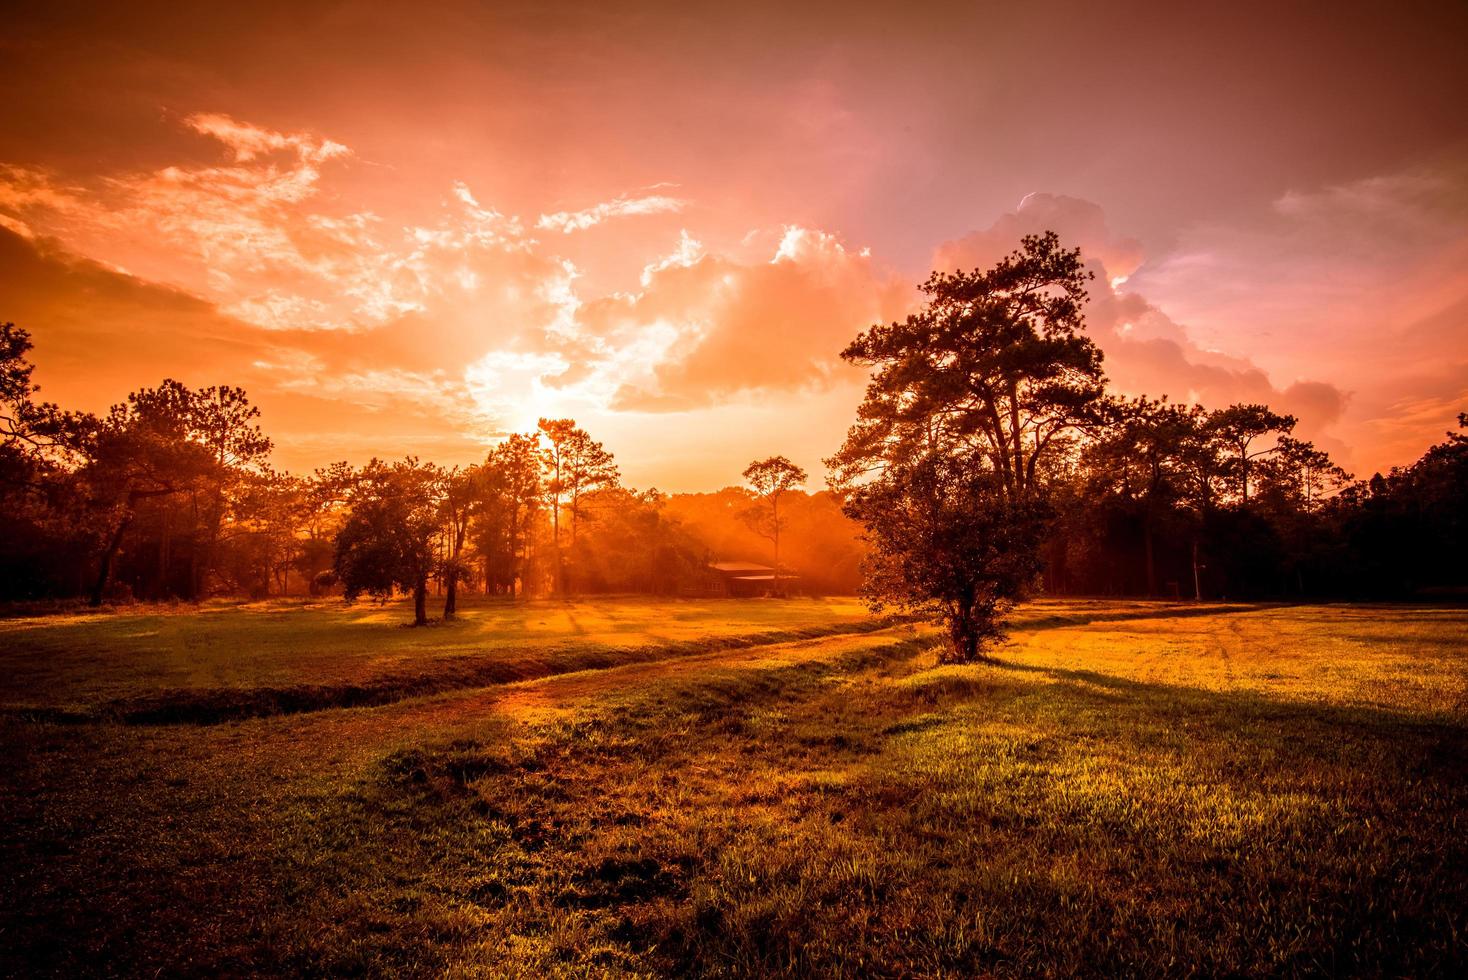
[464,350,577,435]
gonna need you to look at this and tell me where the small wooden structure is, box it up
[705,561,800,598]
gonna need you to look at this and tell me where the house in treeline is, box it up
[691,561,802,597]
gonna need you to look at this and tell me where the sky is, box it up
[2,0,1466,490]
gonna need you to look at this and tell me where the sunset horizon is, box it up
[5,1,1466,489]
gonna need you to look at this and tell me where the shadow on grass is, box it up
[3,620,1463,978]
[377,640,1468,977]
[984,659,1468,796]
[1011,600,1274,634]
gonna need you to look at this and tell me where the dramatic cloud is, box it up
[0,115,906,479]
[1133,162,1468,470]
[586,226,907,411]
[934,193,1355,458]
[3,92,1463,485]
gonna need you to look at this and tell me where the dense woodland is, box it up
[3,246,1464,620]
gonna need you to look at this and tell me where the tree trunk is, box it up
[1191,539,1202,601]
[413,581,429,626]
[772,497,781,598]
[945,606,981,664]
[943,595,998,664]
[1144,521,1157,597]
[90,512,134,607]
[196,485,226,600]
[553,493,563,596]
[155,506,172,599]
[443,572,458,620]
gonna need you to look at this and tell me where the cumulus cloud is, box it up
[933,192,1352,451]
[0,117,545,336]
[576,225,907,411]
[4,110,1461,479]
[1131,161,1468,469]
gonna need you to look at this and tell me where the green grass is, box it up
[2,600,1464,976]
[0,595,880,720]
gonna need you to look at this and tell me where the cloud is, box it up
[1131,160,1468,469]
[0,118,543,336]
[578,225,907,411]
[184,113,349,164]
[933,192,1352,451]
[4,109,1461,481]
[536,193,685,234]
[935,193,1144,283]
[0,224,514,470]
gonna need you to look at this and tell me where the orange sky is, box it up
[3,0,1466,489]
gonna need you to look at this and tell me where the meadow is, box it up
[2,597,1465,977]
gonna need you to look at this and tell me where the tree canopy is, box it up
[829,233,1108,661]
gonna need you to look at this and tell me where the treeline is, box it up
[0,322,862,612]
[4,310,1464,615]
[1046,399,1468,600]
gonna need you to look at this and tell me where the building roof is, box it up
[709,561,774,573]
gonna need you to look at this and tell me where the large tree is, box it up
[186,385,273,596]
[828,232,1106,661]
[333,458,443,626]
[76,382,216,606]
[741,455,807,596]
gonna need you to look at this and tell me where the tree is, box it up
[741,456,807,596]
[828,232,1106,661]
[186,386,273,596]
[333,458,443,626]
[1207,403,1296,506]
[474,433,542,597]
[1081,397,1198,596]
[1264,437,1351,513]
[0,323,94,598]
[438,464,479,619]
[537,418,619,594]
[75,382,214,606]
[1,322,78,479]
[230,468,308,596]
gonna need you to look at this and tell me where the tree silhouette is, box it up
[1081,396,1199,596]
[438,464,479,619]
[537,418,619,594]
[77,383,215,605]
[829,232,1106,661]
[474,433,542,597]
[333,458,442,626]
[186,385,273,596]
[741,456,807,596]
[1207,403,1296,506]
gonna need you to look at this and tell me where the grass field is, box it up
[2,598,1465,976]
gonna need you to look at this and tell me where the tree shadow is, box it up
[1012,601,1275,634]
[990,657,1468,780]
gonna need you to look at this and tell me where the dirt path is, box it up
[488,624,931,720]
[54,623,936,797]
